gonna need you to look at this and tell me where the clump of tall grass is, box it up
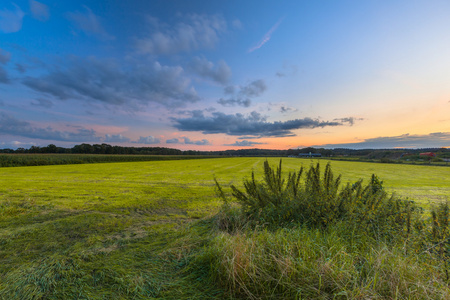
[204,160,450,299]
[215,161,421,240]
[196,225,450,299]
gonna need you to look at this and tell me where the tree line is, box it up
[0,143,448,158]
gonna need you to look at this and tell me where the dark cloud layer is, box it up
[0,112,100,142]
[315,132,450,149]
[173,110,345,137]
[23,56,199,108]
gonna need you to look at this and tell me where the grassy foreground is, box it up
[0,158,449,299]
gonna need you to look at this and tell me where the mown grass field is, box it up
[0,158,449,299]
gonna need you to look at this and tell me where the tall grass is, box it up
[204,160,450,299]
[1,158,449,298]
[0,154,217,167]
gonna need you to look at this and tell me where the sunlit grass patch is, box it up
[0,158,449,298]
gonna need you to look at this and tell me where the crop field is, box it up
[0,157,449,299]
[0,154,218,167]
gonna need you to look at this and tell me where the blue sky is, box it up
[1,0,449,150]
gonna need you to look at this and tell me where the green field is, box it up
[1,158,449,299]
[0,154,219,167]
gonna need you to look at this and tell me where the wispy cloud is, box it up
[29,0,49,22]
[165,136,210,145]
[225,140,265,147]
[248,17,284,53]
[188,57,231,85]
[104,134,130,143]
[135,136,160,144]
[135,14,227,55]
[218,79,267,107]
[67,6,114,41]
[0,3,24,33]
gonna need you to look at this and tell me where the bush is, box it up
[215,160,420,241]
[200,161,450,299]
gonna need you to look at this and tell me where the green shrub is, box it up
[202,161,450,299]
[215,160,420,241]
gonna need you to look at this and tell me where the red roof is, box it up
[420,152,436,157]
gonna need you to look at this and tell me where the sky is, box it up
[0,0,449,150]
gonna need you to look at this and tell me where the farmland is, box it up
[0,158,449,299]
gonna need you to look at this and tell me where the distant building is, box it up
[298,152,322,158]
[419,152,436,158]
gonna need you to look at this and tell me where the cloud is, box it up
[217,98,251,107]
[173,110,346,137]
[0,49,11,84]
[29,0,49,21]
[165,136,210,145]
[240,79,267,97]
[224,85,235,94]
[0,4,24,33]
[218,79,267,107]
[15,63,26,73]
[280,106,298,114]
[23,56,199,108]
[225,140,264,147]
[0,49,11,64]
[0,67,9,84]
[333,117,364,126]
[315,132,450,149]
[166,138,180,144]
[0,112,101,142]
[188,57,231,85]
[67,6,114,41]
[136,136,161,144]
[232,19,242,29]
[276,64,298,78]
[104,134,130,143]
[135,14,227,55]
[31,98,53,108]
[248,17,284,53]
[183,137,210,145]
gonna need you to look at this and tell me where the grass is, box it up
[0,158,449,298]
